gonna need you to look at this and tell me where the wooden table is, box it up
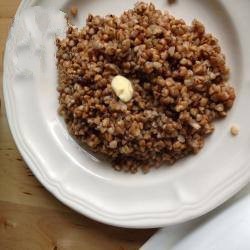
[0,1,155,249]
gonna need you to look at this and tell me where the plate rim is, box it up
[3,0,250,228]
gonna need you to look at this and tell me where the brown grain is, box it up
[70,5,78,17]
[230,125,239,136]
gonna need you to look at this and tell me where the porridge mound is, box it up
[56,2,235,173]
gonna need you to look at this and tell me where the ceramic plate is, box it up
[4,0,250,228]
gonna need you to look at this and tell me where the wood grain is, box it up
[0,1,155,249]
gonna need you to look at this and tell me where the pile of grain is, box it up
[56,2,235,173]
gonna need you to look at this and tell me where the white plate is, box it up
[4,0,250,228]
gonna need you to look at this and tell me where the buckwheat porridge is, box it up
[56,2,235,173]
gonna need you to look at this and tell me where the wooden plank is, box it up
[0,0,21,18]
[0,201,154,250]
[0,18,12,76]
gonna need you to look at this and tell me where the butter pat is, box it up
[111,75,133,102]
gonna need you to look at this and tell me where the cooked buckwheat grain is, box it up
[230,125,239,136]
[70,6,78,17]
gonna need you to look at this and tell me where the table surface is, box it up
[0,1,155,249]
